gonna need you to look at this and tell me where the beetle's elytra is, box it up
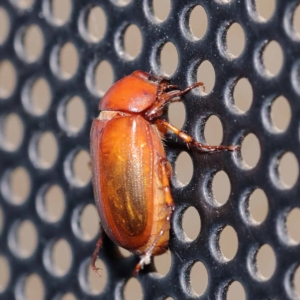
[90,71,238,276]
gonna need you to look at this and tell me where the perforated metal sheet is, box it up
[1,0,300,299]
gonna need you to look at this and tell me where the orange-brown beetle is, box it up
[90,71,237,275]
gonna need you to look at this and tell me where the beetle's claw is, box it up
[92,266,102,277]
[133,262,142,276]
[196,82,205,92]
[132,269,138,277]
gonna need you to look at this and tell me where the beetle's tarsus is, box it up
[179,81,205,94]
[92,266,102,278]
[133,261,143,276]
[191,140,239,153]
[133,254,151,276]
[91,227,104,277]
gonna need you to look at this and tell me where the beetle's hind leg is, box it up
[91,225,104,277]
[156,119,240,152]
[133,205,174,276]
[133,158,174,276]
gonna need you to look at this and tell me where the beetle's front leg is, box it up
[145,82,205,121]
[156,119,240,152]
[91,225,104,277]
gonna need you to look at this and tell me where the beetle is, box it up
[90,70,238,276]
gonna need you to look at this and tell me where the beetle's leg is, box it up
[133,206,174,276]
[159,157,174,207]
[145,82,205,121]
[133,158,174,276]
[156,119,240,152]
[91,225,104,277]
[157,81,179,95]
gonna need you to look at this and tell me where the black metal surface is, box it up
[1,0,300,299]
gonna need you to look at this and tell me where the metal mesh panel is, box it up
[1,0,300,299]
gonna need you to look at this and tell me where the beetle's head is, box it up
[99,71,164,113]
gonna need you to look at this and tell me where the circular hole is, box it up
[241,133,261,168]
[111,0,131,7]
[262,41,283,77]
[175,152,193,186]
[0,255,10,292]
[196,60,215,94]
[154,251,171,276]
[123,24,142,59]
[33,131,58,169]
[189,261,208,296]
[152,0,171,22]
[254,0,276,21]
[79,258,107,295]
[204,115,223,145]
[24,274,45,300]
[160,42,178,76]
[22,25,44,62]
[41,185,65,222]
[219,225,238,260]
[293,5,300,37]
[60,293,76,300]
[3,167,31,204]
[13,220,38,258]
[168,102,186,129]
[28,78,51,115]
[57,42,79,79]
[226,22,245,58]
[49,0,72,25]
[182,206,201,241]
[212,171,231,206]
[94,60,114,95]
[64,96,86,133]
[12,0,34,10]
[226,281,246,300]
[286,208,300,244]
[248,189,268,224]
[277,152,299,188]
[270,96,291,132]
[124,278,143,300]
[0,8,10,45]
[255,244,276,280]
[51,239,72,276]
[0,206,3,234]
[71,150,91,186]
[293,265,300,297]
[188,5,208,40]
[0,60,17,99]
[86,6,106,42]
[233,78,253,113]
[79,204,99,241]
[0,113,24,151]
